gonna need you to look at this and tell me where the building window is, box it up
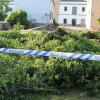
[72,7,77,15]
[63,19,67,24]
[64,7,67,11]
[81,19,85,25]
[82,7,85,12]
[72,19,76,26]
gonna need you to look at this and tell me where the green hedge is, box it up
[0,30,100,99]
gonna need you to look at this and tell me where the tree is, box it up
[0,0,12,21]
[5,9,29,29]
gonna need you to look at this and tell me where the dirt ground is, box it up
[65,26,88,31]
[20,26,89,33]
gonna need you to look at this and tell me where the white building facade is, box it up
[14,0,54,26]
[58,0,87,26]
[8,0,14,14]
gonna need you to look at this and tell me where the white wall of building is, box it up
[59,15,86,25]
[86,0,92,28]
[8,1,14,15]
[14,0,51,24]
[59,5,87,15]
[58,1,87,26]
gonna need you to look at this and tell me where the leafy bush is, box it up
[0,0,12,21]
[5,9,29,29]
[13,22,25,30]
[0,30,100,99]
[53,19,59,28]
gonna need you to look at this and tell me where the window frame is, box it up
[81,19,85,25]
[64,7,67,11]
[82,7,85,12]
[72,7,77,15]
[63,19,67,24]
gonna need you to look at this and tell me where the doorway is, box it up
[72,19,76,26]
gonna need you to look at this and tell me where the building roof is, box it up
[60,0,87,2]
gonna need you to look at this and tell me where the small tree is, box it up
[97,18,100,25]
[5,9,29,29]
[13,22,25,30]
[0,0,12,21]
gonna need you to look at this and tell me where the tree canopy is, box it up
[0,0,12,21]
[6,9,29,29]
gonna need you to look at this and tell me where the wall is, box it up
[58,1,87,26]
[8,1,14,12]
[52,0,60,23]
[59,15,86,25]
[0,23,3,30]
[7,0,14,15]
[14,0,51,24]
[59,5,87,15]
[86,0,100,30]
[86,0,92,29]
[91,0,100,30]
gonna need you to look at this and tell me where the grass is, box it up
[23,90,100,100]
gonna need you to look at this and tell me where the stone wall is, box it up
[0,22,12,30]
[0,23,3,30]
[90,0,100,30]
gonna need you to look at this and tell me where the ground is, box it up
[20,26,88,33]
[23,90,100,100]
[65,26,87,31]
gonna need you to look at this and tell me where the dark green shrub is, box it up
[0,30,100,99]
[53,19,59,28]
[5,9,29,29]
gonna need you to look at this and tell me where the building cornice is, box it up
[59,14,86,16]
[60,3,87,5]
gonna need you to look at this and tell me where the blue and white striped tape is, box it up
[0,48,100,61]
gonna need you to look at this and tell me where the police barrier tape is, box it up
[0,48,100,61]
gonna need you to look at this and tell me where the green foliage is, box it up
[0,30,100,99]
[53,19,59,28]
[0,0,12,21]
[5,9,29,29]
[58,25,66,30]
[0,11,6,21]
[97,18,100,25]
[13,22,25,30]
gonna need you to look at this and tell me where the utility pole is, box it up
[50,0,52,30]
[50,0,55,30]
